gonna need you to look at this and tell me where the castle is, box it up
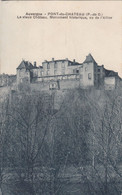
[16,54,121,91]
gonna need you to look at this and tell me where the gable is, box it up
[83,53,97,64]
[17,60,34,70]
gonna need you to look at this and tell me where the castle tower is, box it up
[16,60,33,86]
[80,53,98,88]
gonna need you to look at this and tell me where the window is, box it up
[98,69,100,72]
[73,69,79,74]
[54,70,57,75]
[47,63,50,69]
[52,83,55,88]
[88,73,92,79]
[61,62,65,68]
[85,67,87,71]
[47,70,49,75]
[49,83,56,90]
[54,63,57,69]
[76,70,79,74]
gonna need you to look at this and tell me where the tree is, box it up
[0,87,121,195]
[0,92,54,184]
[0,95,12,185]
[85,89,122,195]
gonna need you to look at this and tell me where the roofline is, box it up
[104,68,118,74]
[42,59,81,64]
[42,59,70,63]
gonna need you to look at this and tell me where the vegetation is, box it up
[0,88,121,194]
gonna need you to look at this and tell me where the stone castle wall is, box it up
[30,78,80,92]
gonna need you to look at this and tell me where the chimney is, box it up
[65,58,68,60]
[52,58,54,61]
[73,59,75,63]
[34,61,36,67]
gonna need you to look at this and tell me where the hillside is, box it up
[0,87,121,194]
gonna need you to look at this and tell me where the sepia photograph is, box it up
[0,1,122,194]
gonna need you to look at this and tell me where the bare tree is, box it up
[85,89,122,195]
[0,87,121,195]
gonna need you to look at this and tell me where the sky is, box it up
[0,1,122,77]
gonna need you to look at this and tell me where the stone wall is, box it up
[104,77,116,90]
[41,59,81,76]
[30,77,80,92]
[17,69,31,85]
[59,79,80,90]
[30,82,49,92]
[80,62,94,87]
[33,74,80,82]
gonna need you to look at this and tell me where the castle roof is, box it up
[17,60,34,70]
[83,53,97,64]
[105,69,118,77]
[42,59,81,66]
[68,61,81,66]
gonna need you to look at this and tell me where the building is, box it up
[16,54,121,91]
[0,74,16,87]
